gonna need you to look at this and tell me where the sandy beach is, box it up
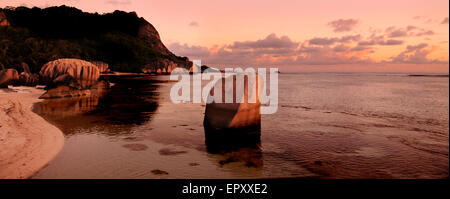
[0,86,64,179]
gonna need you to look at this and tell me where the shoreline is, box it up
[0,86,65,179]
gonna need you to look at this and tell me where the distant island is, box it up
[408,74,449,77]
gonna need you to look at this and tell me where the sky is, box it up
[1,0,449,73]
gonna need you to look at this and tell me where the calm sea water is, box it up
[32,73,449,179]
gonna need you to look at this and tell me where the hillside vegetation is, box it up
[0,6,191,73]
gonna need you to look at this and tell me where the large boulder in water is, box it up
[203,72,263,152]
[40,58,100,89]
[204,73,263,130]
[0,69,19,88]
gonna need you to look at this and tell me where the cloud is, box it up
[105,0,132,5]
[188,21,199,27]
[168,43,210,58]
[308,35,361,46]
[358,34,404,46]
[210,34,300,65]
[414,30,434,37]
[170,31,445,67]
[391,43,447,64]
[169,33,375,66]
[383,39,404,45]
[442,17,449,24]
[328,43,372,53]
[385,26,434,38]
[169,34,299,66]
[333,44,350,52]
[350,45,372,52]
[387,29,408,38]
[229,33,298,50]
[407,26,418,31]
[328,19,359,32]
[309,37,338,45]
[294,44,373,65]
[412,16,433,23]
[340,34,362,42]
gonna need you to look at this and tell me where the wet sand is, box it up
[0,86,64,179]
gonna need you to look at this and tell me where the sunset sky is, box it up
[1,0,449,72]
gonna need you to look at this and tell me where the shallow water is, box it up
[32,73,449,179]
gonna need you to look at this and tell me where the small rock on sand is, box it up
[151,169,169,175]
[159,148,187,156]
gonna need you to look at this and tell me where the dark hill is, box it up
[0,5,192,73]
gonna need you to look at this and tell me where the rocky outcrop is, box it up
[201,65,220,73]
[40,58,100,89]
[18,72,39,87]
[20,62,31,74]
[39,58,102,98]
[91,61,110,73]
[138,19,172,56]
[0,11,10,26]
[141,58,179,74]
[16,63,39,86]
[0,69,19,88]
[136,18,192,71]
[189,64,201,73]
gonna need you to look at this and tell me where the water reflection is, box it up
[204,126,263,169]
[33,75,265,178]
[35,89,105,117]
[92,76,162,125]
[34,76,163,136]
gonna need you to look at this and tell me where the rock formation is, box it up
[0,69,19,88]
[91,61,110,73]
[141,58,181,74]
[189,64,201,73]
[20,62,31,74]
[40,58,100,89]
[39,58,102,98]
[18,72,39,87]
[16,62,39,86]
[204,73,263,130]
[201,65,220,73]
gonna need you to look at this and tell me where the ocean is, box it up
[32,73,449,179]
